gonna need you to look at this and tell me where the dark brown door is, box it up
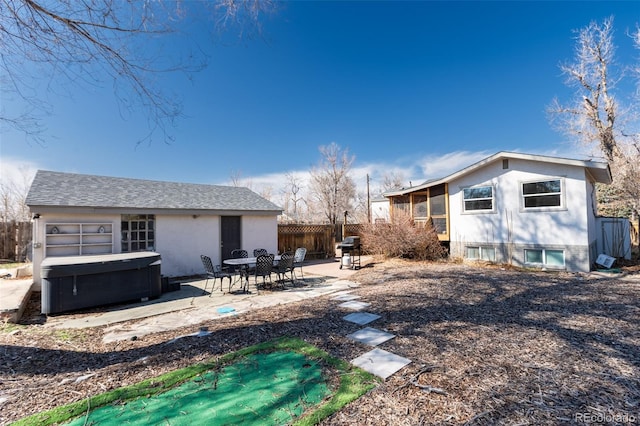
[221,216,241,262]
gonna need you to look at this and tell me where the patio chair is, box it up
[231,249,249,259]
[253,248,268,257]
[275,252,295,288]
[230,249,250,284]
[201,255,232,295]
[253,253,274,291]
[293,247,307,280]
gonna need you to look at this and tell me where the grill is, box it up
[337,236,360,253]
[337,236,361,269]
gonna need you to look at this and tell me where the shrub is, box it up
[360,211,447,261]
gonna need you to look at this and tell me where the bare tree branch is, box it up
[381,171,405,192]
[549,17,640,221]
[0,0,276,144]
[549,16,621,162]
[309,142,356,224]
[280,172,307,223]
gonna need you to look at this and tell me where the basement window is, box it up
[525,249,565,267]
[466,246,496,261]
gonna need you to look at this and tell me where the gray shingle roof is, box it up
[383,151,611,196]
[26,170,282,213]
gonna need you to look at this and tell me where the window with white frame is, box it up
[463,185,494,212]
[466,246,496,261]
[524,249,565,267]
[522,179,562,208]
[121,214,155,252]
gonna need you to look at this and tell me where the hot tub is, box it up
[41,252,162,314]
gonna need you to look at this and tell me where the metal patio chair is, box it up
[253,248,268,257]
[231,249,249,259]
[230,249,250,287]
[293,247,307,281]
[200,255,232,295]
[275,252,295,288]
[253,253,274,292]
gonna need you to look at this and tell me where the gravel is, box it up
[1,260,639,425]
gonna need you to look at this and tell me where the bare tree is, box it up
[229,170,243,187]
[351,189,371,224]
[281,172,306,222]
[309,142,356,224]
[258,184,273,202]
[1,0,275,144]
[549,17,640,221]
[381,171,405,192]
[548,17,622,161]
[0,166,34,223]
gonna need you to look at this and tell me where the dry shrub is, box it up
[360,210,447,260]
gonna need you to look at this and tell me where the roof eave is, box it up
[28,205,282,216]
[585,164,612,184]
[381,151,612,197]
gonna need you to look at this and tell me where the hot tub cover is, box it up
[41,252,161,278]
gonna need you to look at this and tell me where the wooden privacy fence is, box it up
[333,223,363,242]
[344,224,363,238]
[278,223,364,259]
[278,224,336,259]
[0,221,32,262]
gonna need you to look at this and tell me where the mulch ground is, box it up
[1,260,639,425]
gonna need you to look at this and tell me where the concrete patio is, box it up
[2,255,417,382]
[0,257,371,330]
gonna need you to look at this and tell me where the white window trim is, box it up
[520,177,566,212]
[524,248,565,267]
[121,214,155,253]
[461,184,496,214]
[466,246,496,261]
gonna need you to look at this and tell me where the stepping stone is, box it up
[351,348,411,380]
[347,327,395,346]
[331,290,354,297]
[343,312,381,325]
[166,327,212,345]
[338,300,370,310]
[332,294,361,301]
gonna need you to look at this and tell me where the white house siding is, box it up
[241,215,278,256]
[31,212,279,287]
[371,199,390,222]
[586,177,599,266]
[155,215,220,278]
[448,159,593,272]
[133,214,277,277]
[31,213,121,290]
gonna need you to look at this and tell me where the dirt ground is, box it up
[1,260,639,425]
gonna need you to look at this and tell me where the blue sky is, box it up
[1,1,639,199]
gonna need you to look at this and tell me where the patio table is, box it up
[223,255,281,292]
[223,255,281,268]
